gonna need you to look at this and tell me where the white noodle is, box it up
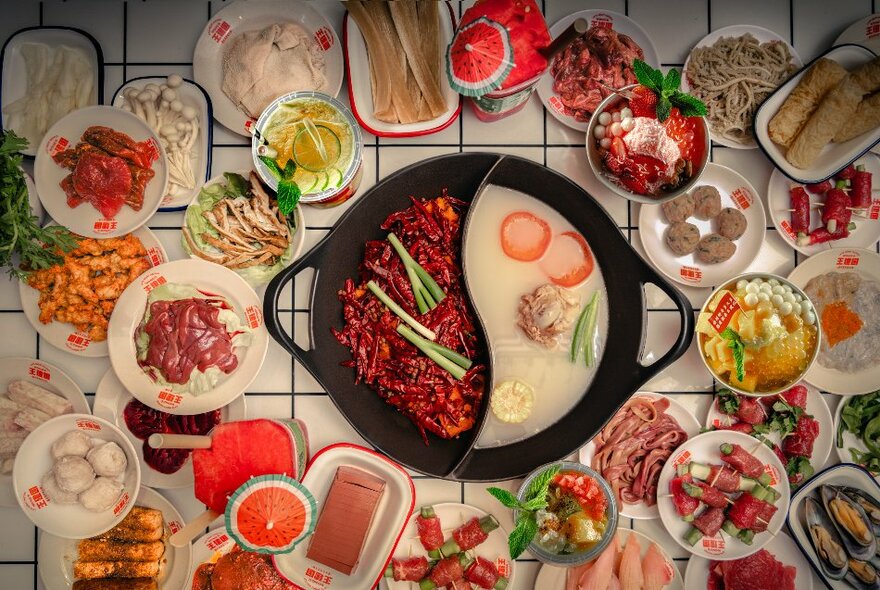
[686,34,796,144]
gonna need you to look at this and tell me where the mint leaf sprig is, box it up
[487,465,560,559]
[258,155,301,216]
[720,327,746,382]
[632,59,708,122]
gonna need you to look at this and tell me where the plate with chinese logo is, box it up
[639,163,766,288]
[788,248,880,395]
[656,430,790,560]
[18,225,167,358]
[106,259,268,415]
[38,485,191,590]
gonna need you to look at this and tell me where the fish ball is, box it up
[53,456,95,493]
[79,477,123,513]
[783,292,796,304]
[41,471,79,504]
[87,442,127,478]
[51,430,92,459]
[792,302,802,315]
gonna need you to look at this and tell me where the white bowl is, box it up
[13,413,141,539]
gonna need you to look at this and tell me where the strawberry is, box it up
[629,85,659,118]
[609,136,627,159]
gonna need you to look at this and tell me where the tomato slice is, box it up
[541,231,594,287]
[500,211,552,261]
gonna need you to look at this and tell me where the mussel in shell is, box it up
[822,485,877,561]
[844,487,880,537]
[806,496,849,580]
[847,559,880,590]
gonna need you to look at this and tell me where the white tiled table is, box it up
[2,1,879,589]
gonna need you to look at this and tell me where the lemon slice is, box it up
[490,379,535,424]
[293,123,341,172]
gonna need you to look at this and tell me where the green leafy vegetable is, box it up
[486,487,521,509]
[786,456,814,482]
[0,131,78,280]
[258,155,301,216]
[487,464,562,559]
[632,59,708,122]
[526,465,561,503]
[720,327,746,382]
[508,513,538,560]
[717,389,740,415]
[258,155,284,180]
[223,171,249,197]
[837,391,880,473]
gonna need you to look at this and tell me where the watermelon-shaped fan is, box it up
[225,474,317,554]
[446,16,514,97]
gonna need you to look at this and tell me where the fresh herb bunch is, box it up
[258,155,301,216]
[720,327,746,382]
[752,398,804,438]
[487,465,560,559]
[839,391,880,473]
[0,130,78,280]
[632,60,708,122]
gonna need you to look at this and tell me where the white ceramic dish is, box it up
[182,171,307,287]
[536,10,660,132]
[38,485,191,590]
[343,3,462,138]
[107,258,268,415]
[834,395,880,477]
[0,26,102,157]
[657,430,790,560]
[381,502,514,590]
[836,14,880,54]
[785,463,880,590]
[683,530,812,590]
[13,413,141,539]
[0,357,89,507]
[18,225,167,357]
[639,163,767,287]
[273,443,415,590]
[112,76,213,211]
[34,106,168,238]
[92,368,247,489]
[704,381,833,484]
[534,528,684,590]
[186,527,237,588]
[578,392,701,519]
[681,25,801,149]
[767,156,880,257]
[787,248,880,394]
[754,44,880,184]
[193,0,343,136]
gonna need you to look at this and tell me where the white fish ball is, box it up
[54,456,95,493]
[79,477,123,513]
[783,292,796,304]
[51,430,92,459]
[792,302,802,315]
[760,282,773,293]
[772,285,785,295]
[87,442,127,478]
[768,278,780,286]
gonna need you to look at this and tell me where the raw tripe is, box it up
[222,22,327,119]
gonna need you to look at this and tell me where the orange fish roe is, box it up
[747,325,817,391]
[821,301,864,347]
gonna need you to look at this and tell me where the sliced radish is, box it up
[500,211,552,261]
[541,231,594,287]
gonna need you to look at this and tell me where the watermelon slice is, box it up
[192,419,309,514]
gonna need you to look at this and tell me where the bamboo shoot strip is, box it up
[366,280,436,340]
[397,324,468,380]
[387,232,446,305]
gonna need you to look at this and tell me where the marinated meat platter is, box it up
[1,2,880,590]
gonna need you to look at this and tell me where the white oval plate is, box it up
[112,76,213,211]
[182,171,306,287]
[13,413,141,539]
[193,0,343,136]
[18,226,167,358]
[836,14,880,55]
[683,530,812,590]
[381,502,514,589]
[657,430,790,560]
[343,4,461,138]
[754,45,880,184]
[536,10,660,132]
[34,106,167,238]
[768,157,880,256]
[785,463,879,590]
[579,392,701,519]
[38,485,191,590]
[705,382,833,483]
[833,395,880,477]
[639,162,767,288]
[0,27,101,157]
[535,528,684,590]
[682,25,801,149]
[107,259,268,415]
[273,443,415,590]
[787,248,880,394]
[92,368,246,489]
[0,357,89,507]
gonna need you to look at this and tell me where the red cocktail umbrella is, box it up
[446,17,514,96]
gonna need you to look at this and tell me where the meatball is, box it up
[41,471,79,504]
[696,233,737,264]
[51,430,92,459]
[53,455,95,493]
[716,207,748,240]
[661,193,696,223]
[692,186,722,219]
[79,477,123,512]
[87,442,128,478]
[665,222,701,255]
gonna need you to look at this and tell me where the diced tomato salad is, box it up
[553,472,607,520]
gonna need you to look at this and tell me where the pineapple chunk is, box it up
[737,310,757,342]
[696,312,716,336]
[729,372,758,392]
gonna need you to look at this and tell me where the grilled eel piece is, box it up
[72,578,157,590]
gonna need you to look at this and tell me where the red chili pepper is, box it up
[851,165,873,209]
[789,186,811,234]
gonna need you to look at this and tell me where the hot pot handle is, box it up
[636,267,695,382]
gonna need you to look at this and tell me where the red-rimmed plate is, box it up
[342,2,462,138]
